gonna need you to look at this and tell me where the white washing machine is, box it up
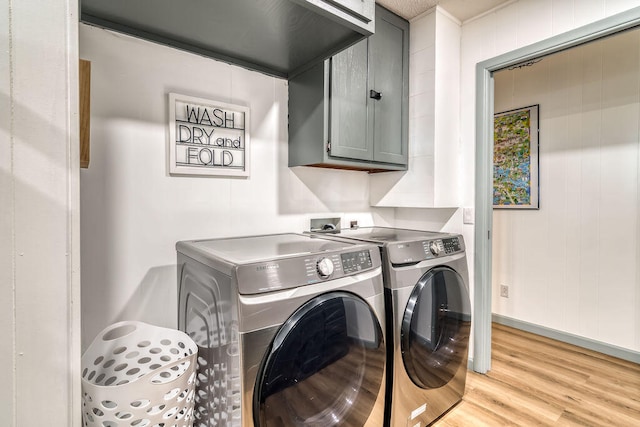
[177,233,387,427]
[315,227,471,427]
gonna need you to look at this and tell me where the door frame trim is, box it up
[473,6,640,373]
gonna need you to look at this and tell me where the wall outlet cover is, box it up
[500,285,509,298]
[463,207,474,224]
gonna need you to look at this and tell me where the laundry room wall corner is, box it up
[79,24,380,348]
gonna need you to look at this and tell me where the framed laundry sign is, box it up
[168,93,250,177]
[493,104,539,209]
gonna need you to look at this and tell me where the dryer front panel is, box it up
[253,292,385,427]
[401,266,471,390]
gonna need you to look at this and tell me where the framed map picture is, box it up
[493,105,539,209]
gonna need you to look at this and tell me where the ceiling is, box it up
[376,0,511,22]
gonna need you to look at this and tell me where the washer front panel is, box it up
[253,292,385,427]
[178,233,387,427]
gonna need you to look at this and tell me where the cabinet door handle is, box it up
[369,90,382,100]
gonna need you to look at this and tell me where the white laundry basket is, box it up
[81,321,198,427]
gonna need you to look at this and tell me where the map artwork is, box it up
[493,105,539,209]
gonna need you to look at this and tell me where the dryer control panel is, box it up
[424,237,464,258]
[388,235,465,265]
[442,237,463,254]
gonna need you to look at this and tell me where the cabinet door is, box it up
[370,10,408,165]
[329,39,372,161]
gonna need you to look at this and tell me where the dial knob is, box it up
[429,241,441,256]
[316,257,334,278]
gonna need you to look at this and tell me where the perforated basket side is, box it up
[81,321,199,427]
[82,354,197,427]
[82,321,198,388]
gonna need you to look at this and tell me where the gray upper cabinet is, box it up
[80,0,374,79]
[288,5,409,172]
[329,40,371,161]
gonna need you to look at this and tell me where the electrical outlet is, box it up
[500,285,509,298]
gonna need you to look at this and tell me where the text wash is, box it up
[175,105,246,168]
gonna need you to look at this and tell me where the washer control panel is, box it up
[236,246,381,295]
[305,254,342,281]
[341,250,373,274]
[303,249,376,282]
[316,257,335,278]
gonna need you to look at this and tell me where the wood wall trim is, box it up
[80,59,91,168]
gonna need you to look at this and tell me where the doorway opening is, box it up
[474,7,640,373]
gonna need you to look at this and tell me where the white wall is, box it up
[460,0,640,353]
[79,25,394,348]
[492,30,640,351]
[1,0,81,425]
[78,0,640,362]
[371,7,462,208]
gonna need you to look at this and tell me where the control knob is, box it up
[429,241,441,256]
[316,257,334,278]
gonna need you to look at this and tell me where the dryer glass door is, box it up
[254,292,385,427]
[401,266,471,389]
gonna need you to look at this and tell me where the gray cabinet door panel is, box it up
[330,40,372,161]
[370,16,406,164]
[287,4,408,172]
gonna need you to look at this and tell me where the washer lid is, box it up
[181,233,354,264]
[178,233,382,295]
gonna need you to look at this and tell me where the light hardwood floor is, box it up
[434,323,640,426]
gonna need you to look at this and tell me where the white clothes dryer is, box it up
[315,227,471,427]
[177,233,387,427]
